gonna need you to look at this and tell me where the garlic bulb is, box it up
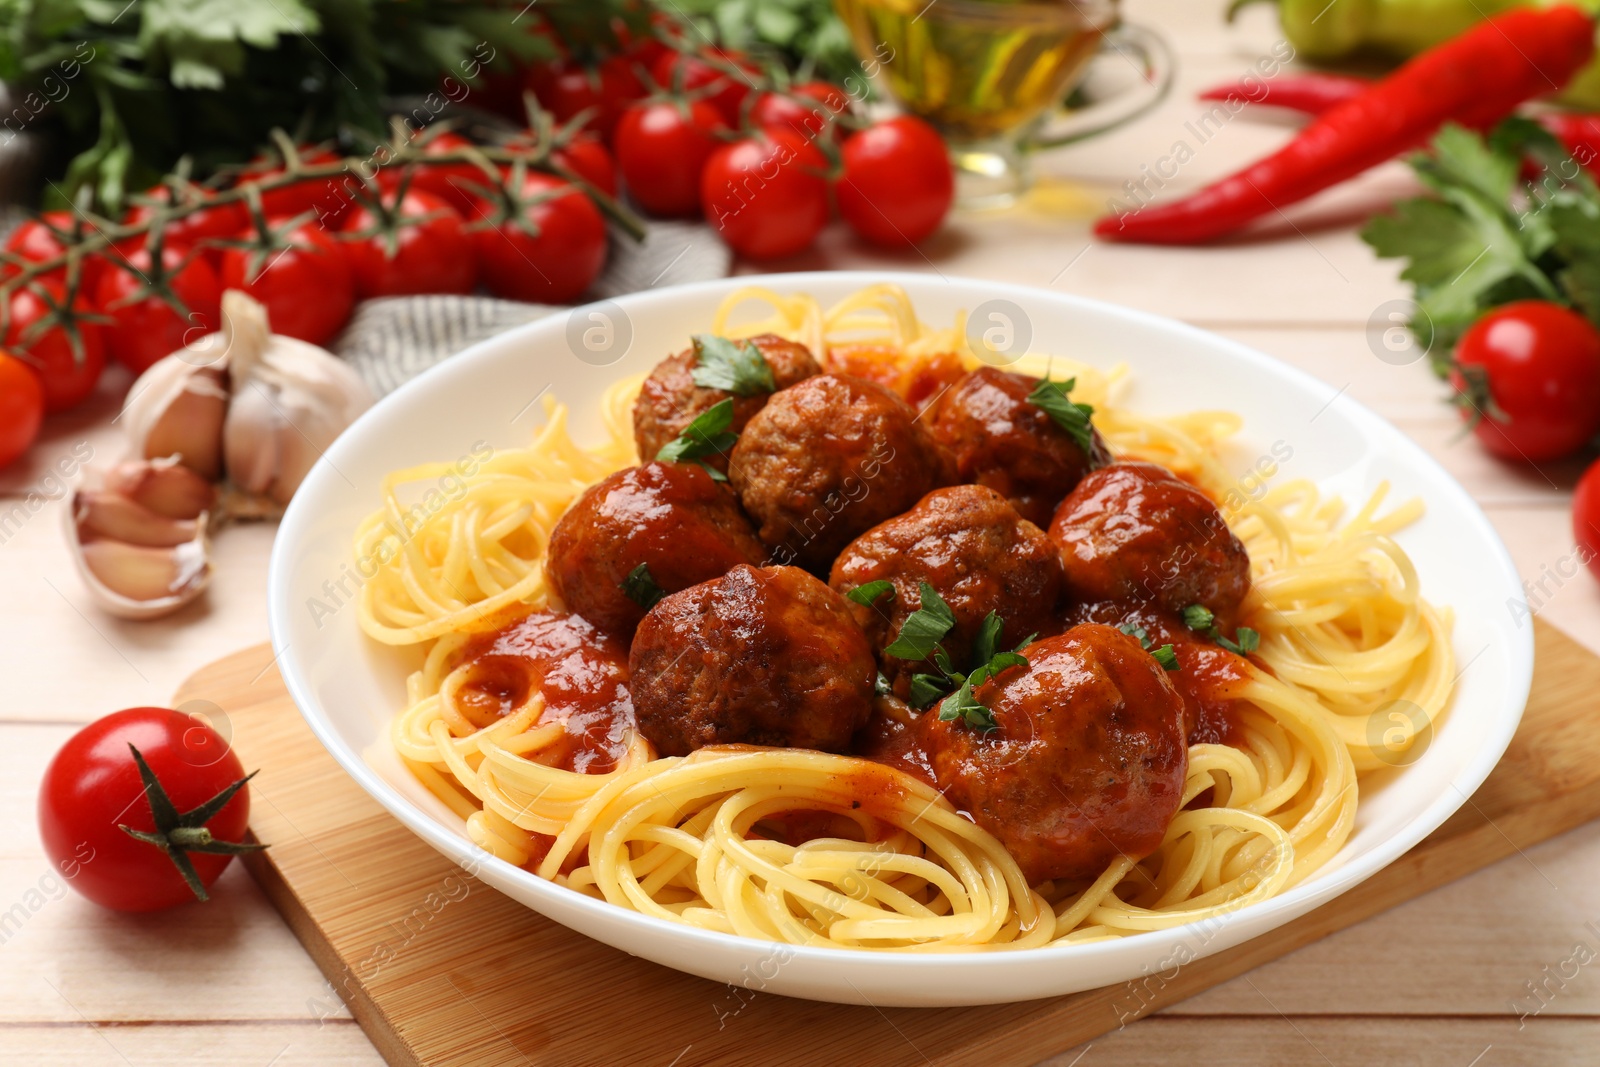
[220,291,372,506]
[122,336,231,481]
[66,462,213,620]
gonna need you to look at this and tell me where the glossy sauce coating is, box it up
[632,333,821,473]
[1069,600,1253,747]
[546,461,767,636]
[729,373,954,573]
[1050,461,1252,626]
[629,564,877,756]
[452,611,635,773]
[830,484,1064,696]
[918,624,1190,884]
[826,344,968,410]
[927,366,1111,526]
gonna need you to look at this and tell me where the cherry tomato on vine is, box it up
[526,56,646,142]
[468,171,607,304]
[219,219,354,346]
[376,130,486,217]
[751,82,850,142]
[1450,300,1600,463]
[242,146,352,226]
[651,49,761,127]
[1574,458,1600,581]
[5,211,109,290]
[0,351,44,469]
[614,99,728,218]
[6,280,105,413]
[93,244,223,375]
[552,134,619,198]
[38,706,261,913]
[835,116,954,248]
[701,129,829,261]
[121,189,248,258]
[340,188,477,298]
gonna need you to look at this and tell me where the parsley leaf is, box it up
[656,398,739,480]
[1217,628,1261,656]
[971,611,1005,669]
[1027,376,1098,454]
[1151,644,1180,671]
[1119,623,1152,650]
[847,580,894,608]
[688,334,778,396]
[937,679,999,733]
[968,650,1028,687]
[883,583,956,660]
[1182,604,1215,632]
[909,673,951,709]
[620,563,665,611]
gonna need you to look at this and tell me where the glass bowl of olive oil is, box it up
[835,0,1172,207]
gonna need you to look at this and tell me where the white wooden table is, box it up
[4,1,1599,1062]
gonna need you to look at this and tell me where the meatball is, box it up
[730,374,953,573]
[830,485,1064,694]
[546,462,766,635]
[927,366,1110,526]
[1050,462,1251,624]
[633,333,821,473]
[629,564,876,756]
[920,624,1189,884]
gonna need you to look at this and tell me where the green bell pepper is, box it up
[1230,0,1600,106]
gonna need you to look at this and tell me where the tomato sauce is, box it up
[453,610,636,773]
[825,344,967,410]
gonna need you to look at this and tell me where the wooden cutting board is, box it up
[173,618,1600,1067]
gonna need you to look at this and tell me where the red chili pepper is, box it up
[1197,73,1370,115]
[1096,6,1596,245]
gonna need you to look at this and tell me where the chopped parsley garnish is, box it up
[883,599,1033,731]
[656,398,738,480]
[688,334,778,396]
[1027,375,1097,454]
[883,583,955,660]
[847,580,895,608]
[1121,622,1180,671]
[1181,602,1261,657]
[620,563,665,610]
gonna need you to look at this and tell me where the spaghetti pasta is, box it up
[358,284,1453,950]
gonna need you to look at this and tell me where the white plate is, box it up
[269,271,1532,1006]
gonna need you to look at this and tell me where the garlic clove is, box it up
[72,533,211,620]
[103,458,217,521]
[75,490,200,549]
[220,290,372,506]
[124,356,231,481]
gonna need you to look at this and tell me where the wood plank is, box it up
[0,1019,383,1066]
[167,617,1600,1067]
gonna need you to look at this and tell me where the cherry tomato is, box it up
[1574,458,1600,581]
[552,134,619,198]
[6,280,105,413]
[651,49,760,127]
[835,116,954,248]
[468,172,607,304]
[526,56,646,142]
[701,129,829,260]
[93,244,223,375]
[242,146,352,227]
[1450,300,1600,462]
[38,707,254,913]
[339,188,477,298]
[0,351,44,469]
[121,189,248,257]
[377,130,487,217]
[615,99,728,217]
[5,211,109,290]
[751,82,850,142]
[219,219,354,346]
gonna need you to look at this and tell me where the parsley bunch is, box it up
[1362,119,1600,377]
[852,582,1032,733]
[664,0,859,87]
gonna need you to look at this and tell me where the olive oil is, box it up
[834,0,1106,142]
